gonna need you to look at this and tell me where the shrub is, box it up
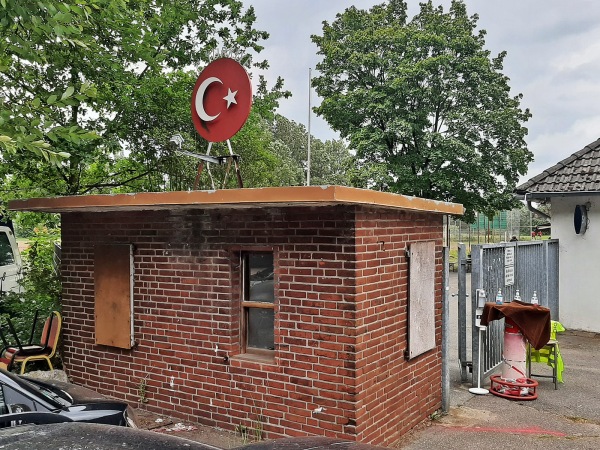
[0,227,61,349]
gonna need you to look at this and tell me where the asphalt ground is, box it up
[399,273,600,449]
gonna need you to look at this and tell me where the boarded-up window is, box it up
[407,241,436,359]
[94,244,134,348]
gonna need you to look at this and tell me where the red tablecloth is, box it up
[481,300,551,350]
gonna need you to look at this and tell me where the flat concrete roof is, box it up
[8,185,464,215]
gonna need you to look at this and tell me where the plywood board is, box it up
[94,244,133,348]
[408,241,436,359]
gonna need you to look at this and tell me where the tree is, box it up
[0,1,101,163]
[309,139,354,186]
[0,0,276,198]
[269,115,353,186]
[311,0,532,221]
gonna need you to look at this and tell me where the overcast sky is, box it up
[249,0,600,183]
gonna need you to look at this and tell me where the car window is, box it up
[0,372,64,409]
[0,232,15,267]
[31,384,71,407]
[0,385,7,415]
[2,385,38,413]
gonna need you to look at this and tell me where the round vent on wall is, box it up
[574,204,588,235]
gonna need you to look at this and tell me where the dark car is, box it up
[0,422,219,449]
[0,369,137,427]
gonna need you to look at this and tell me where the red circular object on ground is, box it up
[490,375,538,401]
[191,58,252,142]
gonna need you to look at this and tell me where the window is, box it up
[1,385,38,413]
[0,232,15,267]
[242,252,275,351]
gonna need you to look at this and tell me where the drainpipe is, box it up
[525,194,551,221]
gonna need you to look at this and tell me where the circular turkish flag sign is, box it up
[191,58,252,143]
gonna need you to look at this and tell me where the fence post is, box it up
[471,245,482,387]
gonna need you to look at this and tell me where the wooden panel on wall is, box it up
[94,244,133,348]
[408,241,436,359]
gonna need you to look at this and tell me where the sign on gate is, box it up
[504,247,515,286]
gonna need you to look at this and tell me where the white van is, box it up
[0,225,22,295]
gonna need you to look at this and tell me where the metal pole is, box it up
[442,247,450,412]
[307,68,312,186]
[458,243,468,383]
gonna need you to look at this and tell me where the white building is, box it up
[516,138,600,333]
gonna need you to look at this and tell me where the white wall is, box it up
[551,195,600,332]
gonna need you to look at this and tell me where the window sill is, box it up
[232,349,275,365]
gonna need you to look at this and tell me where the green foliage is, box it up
[162,111,354,191]
[0,0,274,199]
[137,378,149,404]
[14,213,61,238]
[0,1,102,163]
[269,115,353,186]
[312,0,533,221]
[1,0,356,202]
[0,227,60,345]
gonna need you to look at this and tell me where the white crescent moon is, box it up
[195,76,223,122]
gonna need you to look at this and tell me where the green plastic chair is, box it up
[528,320,565,389]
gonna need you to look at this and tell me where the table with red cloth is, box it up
[480,300,551,350]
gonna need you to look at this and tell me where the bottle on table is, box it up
[495,289,503,305]
[531,291,538,305]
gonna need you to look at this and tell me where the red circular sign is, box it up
[191,58,252,142]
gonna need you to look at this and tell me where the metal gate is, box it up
[457,240,559,386]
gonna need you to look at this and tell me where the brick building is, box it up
[10,186,462,446]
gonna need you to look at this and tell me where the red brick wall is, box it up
[353,209,443,444]
[60,205,443,446]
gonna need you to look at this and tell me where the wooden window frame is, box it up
[240,250,275,356]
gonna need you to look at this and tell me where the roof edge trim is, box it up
[9,186,464,216]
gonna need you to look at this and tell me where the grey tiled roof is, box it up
[516,137,600,195]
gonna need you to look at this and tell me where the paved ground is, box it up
[135,409,247,448]
[397,272,600,449]
[399,329,600,449]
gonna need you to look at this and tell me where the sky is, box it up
[249,0,600,184]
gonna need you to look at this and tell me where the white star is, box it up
[223,88,238,108]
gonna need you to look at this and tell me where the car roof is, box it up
[0,422,221,449]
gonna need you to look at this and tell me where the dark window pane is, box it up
[0,233,15,266]
[247,308,274,350]
[247,253,274,303]
[3,386,37,412]
[249,279,274,303]
[248,253,273,282]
